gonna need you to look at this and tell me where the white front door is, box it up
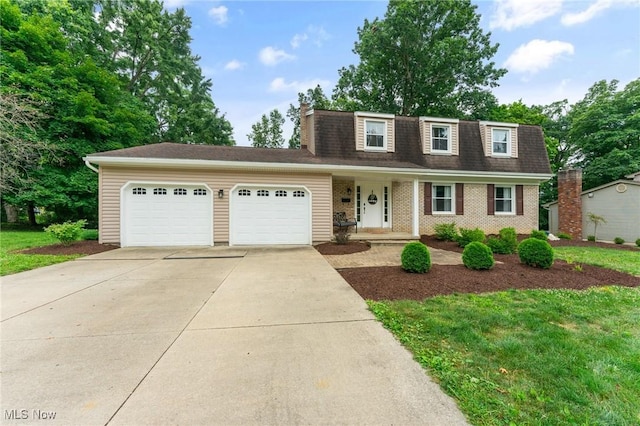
[360,183,383,228]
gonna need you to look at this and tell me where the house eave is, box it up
[84,155,552,184]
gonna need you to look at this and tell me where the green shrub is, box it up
[401,241,431,273]
[530,229,548,241]
[434,222,458,241]
[44,220,87,245]
[334,230,350,245]
[614,237,625,245]
[82,229,99,241]
[462,242,494,270]
[557,232,572,240]
[518,238,554,269]
[636,238,640,248]
[587,235,596,242]
[456,227,485,248]
[486,237,512,254]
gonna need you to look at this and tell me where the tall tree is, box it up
[333,0,505,118]
[0,0,155,223]
[286,85,332,149]
[82,0,234,144]
[248,110,285,149]
[570,79,640,190]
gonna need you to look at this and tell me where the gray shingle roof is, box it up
[88,109,551,175]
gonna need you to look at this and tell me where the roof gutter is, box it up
[84,159,99,173]
[82,155,553,183]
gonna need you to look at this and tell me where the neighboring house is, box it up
[547,170,640,242]
[84,106,552,247]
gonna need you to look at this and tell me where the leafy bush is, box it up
[456,227,485,248]
[557,232,572,240]
[434,222,458,241]
[530,229,548,241]
[614,237,625,245]
[44,220,87,245]
[334,230,350,245]
[486,237,512,255]
[518,238,554,269]
[401,241,431,273]
[82,229,99,240]
[587,235,596,242]
[636,238,640,248]
[462,241,494,270]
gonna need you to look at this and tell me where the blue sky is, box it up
[164,0,640,146]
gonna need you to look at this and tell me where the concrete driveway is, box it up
[1,246,468,425]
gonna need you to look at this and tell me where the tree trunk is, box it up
[4,203,18,223]
[27,201,37,226]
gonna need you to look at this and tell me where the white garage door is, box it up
[231,186,310,245]
[122,183,212,246]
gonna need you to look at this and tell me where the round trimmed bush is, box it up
[530,229,548,241]
[614,237,625,245]
[401,241,431,273]
[636,238,640,248]
[518,238,554,269]
[462,242,494,270]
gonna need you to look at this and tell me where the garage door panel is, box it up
[231,186,310,245]
[123,184,212,247]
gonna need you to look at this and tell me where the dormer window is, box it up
[431,124,451,153]
[492,128,511,156]
[365,120,386,150]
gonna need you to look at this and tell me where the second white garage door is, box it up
[230,186,311,245]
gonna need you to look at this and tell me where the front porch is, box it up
[349,229,418,243]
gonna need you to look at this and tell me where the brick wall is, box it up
[332,179,355,218]
[390,181,539,235]
[557,169,583,239]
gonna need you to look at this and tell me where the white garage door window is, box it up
[231,186,310,245]
[122,183,212,247]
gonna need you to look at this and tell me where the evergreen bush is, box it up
[518,238,554,269]
[462,242,494,270]
[434,222,458,241]
[456,227,485,248]
[557,232,572,240]
[44,220,87,245]
[636,238,640,248]
[614,237,625,245]
[530,229,547,241]
[587,235,596,242]
[401,241,431,273]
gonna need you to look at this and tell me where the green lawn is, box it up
[0,231,81,276]
[369,246,640,425]
[554,246,640,276]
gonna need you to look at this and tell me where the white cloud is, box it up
[290,33,308,49]
[561,0,638,26]
[224,60,245,71]
[490,0,563,31]
[208,5,228,25]
[268,77,331,93]
[504,39,575,74]
[259,46,295,66]
[163,0,190,8]
[290,25,331,49]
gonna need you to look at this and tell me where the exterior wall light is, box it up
[218,189,224,199]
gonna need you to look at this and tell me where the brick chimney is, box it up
[300,103,309,150]
[557,169,583,239]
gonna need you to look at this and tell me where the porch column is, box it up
[412,179,419,237]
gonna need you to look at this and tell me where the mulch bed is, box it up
[318,235,640,301]
[315,241,371,255]
[19,240,119,256]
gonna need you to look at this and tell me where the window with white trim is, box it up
[365,120,386,150]
[495,186,514,214]
[238,189,251,196]
[292,190,305,197]
[492,128,511,156]
[275,190,287,197]
[193,189,207,196]
[257,190,269,197]
[153,188,167,195]
[132,187,146,195]
[174,188,187,196]
[432,184,454,213]
[431,125,451,153]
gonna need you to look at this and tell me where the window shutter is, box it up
[455,183,464,215]
[424,183,432,215]
[487,184,495,215]
[516,185,524,215]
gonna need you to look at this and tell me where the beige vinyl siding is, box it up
[99,167,332,245]
[422,121,458,155]
[354,114,395,152]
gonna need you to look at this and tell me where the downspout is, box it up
[84,159,99,173]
